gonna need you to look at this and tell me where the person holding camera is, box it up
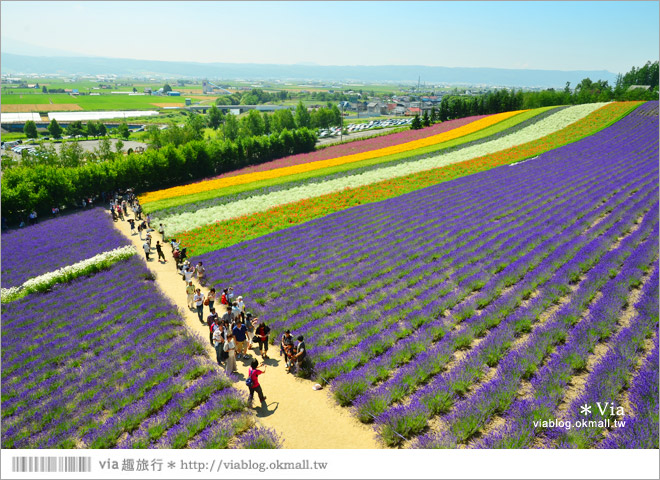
[247,359,267,408]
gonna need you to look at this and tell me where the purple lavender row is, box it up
[1,257,245,449]
[316,176,656,384]
[347,188,649,422]
[550,262,659,448]
[117,372,242,448]
[1,207,130,288]
[299,160,642,362]
[599,333,659,448]
[373,193,656,445]
[440,205,659,447]
[469,219,658,449]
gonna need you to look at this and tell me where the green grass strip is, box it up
[144,108,553,213]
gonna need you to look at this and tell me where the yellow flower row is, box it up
[139,110,525,205]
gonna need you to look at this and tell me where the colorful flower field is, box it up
[172,101,640,254]
[2,100,657,450]
[185,101,658,447]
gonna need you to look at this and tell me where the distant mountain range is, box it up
[1,52,618,88]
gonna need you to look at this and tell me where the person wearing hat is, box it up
[194,288,205,324]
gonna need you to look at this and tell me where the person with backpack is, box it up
[247,359,267,409]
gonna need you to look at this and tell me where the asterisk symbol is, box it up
[580,403,592,416]
[168,461,176,469]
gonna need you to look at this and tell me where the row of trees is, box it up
[1,128,318,221]
[24,119,130,140]
[198,101,342,142]
[437,62,659,120]
[215,88,290,106]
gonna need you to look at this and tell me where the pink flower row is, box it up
[207,115,490,181]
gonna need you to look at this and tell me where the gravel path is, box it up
[112,209,379,449]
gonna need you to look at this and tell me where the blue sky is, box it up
[1,1,658,73]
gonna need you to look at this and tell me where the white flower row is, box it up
[1,245,137,302]
[163,103,606,234]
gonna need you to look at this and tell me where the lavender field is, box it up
[1,207,130,288]
[197,101,659,447]
[0,257,281,449]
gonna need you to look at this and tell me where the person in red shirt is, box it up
[247,359,267,409]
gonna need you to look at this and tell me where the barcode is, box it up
[11,456,92,473]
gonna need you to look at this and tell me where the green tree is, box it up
[66,120,85,137]
[430,106,438,123]
[97,122,107,137]
[410,115,422,130]
[422,111,431,127]
[295,101,311,128]
[163,83,172,93]
[48,118,63,138]
[207,104,223,130]
[24,120,38,139]
[223,112,240,141]
[60,141,84,167]
[86,121,98,138]
[42,85,47,93]
[117,122,130,140]
[94,136,115,162]
[115,139,124,154]
[271,109,296,133]
[241,110,265,137]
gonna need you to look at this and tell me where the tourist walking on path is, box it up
[224,334,237,373]
[232,317,248,359]
[186,281,196,310]
[207,308,219,345]
[289,335,307,373]
[207,288,216,311]
[247,359,267,409]
[253,320,271,360]
[128,218,136,235]
[156,241,166,263]
[280,330,294,358]
[159,223,166,241]
[196,262,206,286]
[194,289,205,323]
[213,320,224,365]
[142,241,151,261]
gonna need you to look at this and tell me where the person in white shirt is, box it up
[142,241,151,261]
[193,289,205,324]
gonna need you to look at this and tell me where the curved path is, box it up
[112,213,379,449]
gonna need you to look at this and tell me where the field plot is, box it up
[0,94,187,111]
[0,256,280,449]
[193,101,658,447]
[1,103,84,113]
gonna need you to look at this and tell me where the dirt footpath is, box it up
[112,212,379,449]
